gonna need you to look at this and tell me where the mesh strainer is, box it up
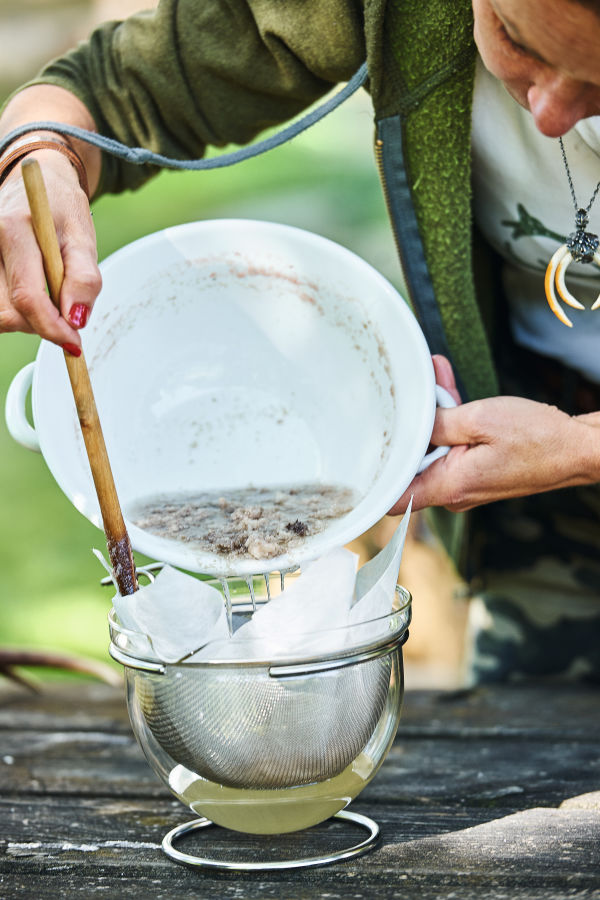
[133,651,390,789]
[108,586,410,793]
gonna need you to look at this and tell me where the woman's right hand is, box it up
[0,146,101,353]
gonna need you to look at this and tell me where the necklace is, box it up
[545,137,600,327]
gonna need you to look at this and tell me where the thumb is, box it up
[432,354,462,405]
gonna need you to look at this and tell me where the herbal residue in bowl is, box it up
[129,484,357,560]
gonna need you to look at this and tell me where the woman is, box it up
[1,0,599,681]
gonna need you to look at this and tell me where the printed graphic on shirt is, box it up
[500,204,567,271]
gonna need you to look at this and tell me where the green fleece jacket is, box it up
[26,0,500,560]
[28,0,497,396]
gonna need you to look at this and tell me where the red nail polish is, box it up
[62,343,82,358]
[69,303,89,328]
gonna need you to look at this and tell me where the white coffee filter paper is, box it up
[110,564,229,663]
[106,501,412,663]
[192,545,359,661]
[350,496,413,624]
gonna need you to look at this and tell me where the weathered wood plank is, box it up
[1,727,598,813]
[0,682,130,732]
[399,684,600,740]
[0,728,157,797]
[0,873,598,900]
[0,794,504,849]
[378,737,600,809]
[0,801,599,898]
[1,682,598,739]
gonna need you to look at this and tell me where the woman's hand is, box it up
[0,150,100,351]
[389,355,600,514]
[0,86,102,352]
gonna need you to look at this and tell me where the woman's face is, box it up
[473,0,600,136]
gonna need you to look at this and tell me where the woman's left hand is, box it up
[389,355,600,514]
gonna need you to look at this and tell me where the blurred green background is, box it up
[0,0,397,674]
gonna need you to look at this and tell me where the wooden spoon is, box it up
[22,157,137,596]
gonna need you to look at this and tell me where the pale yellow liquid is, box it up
[168,751,375,834]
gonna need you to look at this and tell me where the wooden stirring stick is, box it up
[22,157,138,596]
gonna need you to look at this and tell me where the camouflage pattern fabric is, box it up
[463,342,600,685]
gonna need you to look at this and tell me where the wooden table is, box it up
[0,680,598,898]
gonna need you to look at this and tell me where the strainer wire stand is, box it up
[161,809,380,871]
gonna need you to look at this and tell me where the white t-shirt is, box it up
[471,55,600,383]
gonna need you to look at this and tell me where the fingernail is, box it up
[68,303,89,328]
[62,343,82,358]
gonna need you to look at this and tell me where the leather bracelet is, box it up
[0,136,89,198]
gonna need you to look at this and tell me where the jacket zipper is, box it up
[374,118,457,374]
[374,135,403,263]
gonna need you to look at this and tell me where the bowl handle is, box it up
[4,362,41,452]
[416,384,457,474]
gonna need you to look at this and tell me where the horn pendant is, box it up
[545,209,600,327]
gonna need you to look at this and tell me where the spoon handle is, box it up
[22,156,137,596]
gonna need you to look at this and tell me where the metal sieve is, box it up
[108,585,410,791]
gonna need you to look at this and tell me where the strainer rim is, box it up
[108,585,411,670]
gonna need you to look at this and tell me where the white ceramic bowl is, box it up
[6,219,446,575]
